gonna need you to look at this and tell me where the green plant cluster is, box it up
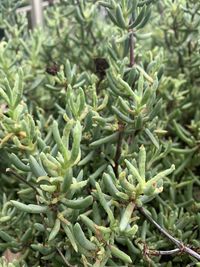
[0,0,200,266]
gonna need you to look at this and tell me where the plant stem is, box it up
[129,30,135,67]
[147,248,180,256]
[6,168,37,192]
[114,123,124,177]
[56,247,77,267]
[138,206,200,261]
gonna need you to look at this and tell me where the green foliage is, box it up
[0,0,199,266]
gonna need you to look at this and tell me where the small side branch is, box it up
[6,168,37,192]
[138,206,200,261]
[56,247,77,267]
[147,248,180,256]
[114,123,124,177]
[129,30,135,67]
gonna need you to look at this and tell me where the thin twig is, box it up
[147,248,180,256]
[56,247,77,267]
[114,123,124,177]
[88,27,97,46]
[138,206,200,261]
[129,30,135,67]
[6,168,37,192]
[6,168,48,246]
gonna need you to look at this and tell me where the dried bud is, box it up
[94,57,109,78]
[46,62,60,76]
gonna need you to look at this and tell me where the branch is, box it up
[114,122,124,177]
[138,206,200,261]
[147,248,180,256]
[129,30,135,67]
[6,168,37,192]
[88,27,97,46]
[56,247,77,267]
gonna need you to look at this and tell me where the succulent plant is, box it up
[0,0,199,266]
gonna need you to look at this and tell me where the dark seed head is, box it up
[94,57,109,78]
[46,62,60,76]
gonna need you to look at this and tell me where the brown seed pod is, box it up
[46,62,60,76]
[94,57,109,78]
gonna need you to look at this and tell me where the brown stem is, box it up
[6,168,48,246]
[88,27,97,46]
[6,168,37,192]
[96,79,102,94]
[129,30,135,67]
[114,123,124,177]
[138,206,200,261]
[56,247,77,267]
[147,248,180,256]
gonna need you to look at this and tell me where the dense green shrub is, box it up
[0,0,200,266]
